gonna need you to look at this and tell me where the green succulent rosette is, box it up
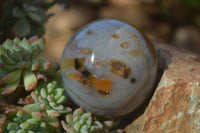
[61,108,124,133]
[0,109,61,133]
[0,36,59,96]
[23,81,72,117]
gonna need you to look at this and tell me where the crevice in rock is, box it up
[119,45,172,128]
[156,48,172,81]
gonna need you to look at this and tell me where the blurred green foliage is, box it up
[158,0,200,27]
[182,0,200,27]
[0,0,59,43]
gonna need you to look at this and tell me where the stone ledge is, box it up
[125,42,200,133]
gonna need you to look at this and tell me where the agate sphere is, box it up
[61,19,157,116]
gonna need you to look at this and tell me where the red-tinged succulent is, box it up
[0,36,59,96]
[23,81,72,117]
[0,109,61,133]
[61,108,124,133]
[0,114,7,133]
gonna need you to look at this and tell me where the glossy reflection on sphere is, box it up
[61,19,157,116]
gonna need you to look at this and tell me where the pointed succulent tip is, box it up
[1,75,8,83]
[0,114,6,125]
[0,63,15,71]
[66,114,73,123]
[23,70,37,91]
[32,112,44,118]
[104,121,114,127]
[46,59,51,70]
[37,58,58,71]
[40,122,47,128]
[1,69,22,84]
[13,37,21,44]
[5,49,10,53]
[1,80,20,96]
[16,62,27,69]
[0,114,6,133]
[26,81,37,91]
[29,35,39,43]
[117,129,124,133]
[2,39,13,47]
[35,72,47,81]
[23,103,42,113]
[30,91,37,101]
[5,109,18,114]
[37,38,45,50]
[1,53,16,65]
[47,110,61,117]
[40,37,45,43]
[61,120,68,131]
[73,108,84,115]
[53,121,60,128]
[14,43,18,47]
[2,88,14,96]
[31,62,39,71]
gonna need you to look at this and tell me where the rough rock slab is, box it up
[125,42,200,133]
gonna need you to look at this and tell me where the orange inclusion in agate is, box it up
[68,73,111,91]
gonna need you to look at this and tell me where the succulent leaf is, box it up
[0,63,15,72]
[24,81,71,118]
[13,44,21,54]
[56,95,66,104]
[46,60,60,72]
[36,58,51,71]
[19,38,31,51]
[40,88,47,99]
[1,69,22,84]
[27,10,45,23]
[30,61,39,71]
[23,69,37,91]
[0,114,7,132]
[12,7,25,18]
[2,39,13,52]
[13,53,23,62]
[16,61,28,69]
[13,38,21,44]
[2,80,20,96]
[1,54,16,65]
[46,110,61,117]
[28,36,38,43]
[61,108,123,133]
[29,45,41,61]
[0,36,60,96]
[13,18,31,37]
[31,38,45,51]
[1,110,61,132]
[7,122,19,130]
[5,49,22,62]
[0,47,6,57]
[23,103,42,113]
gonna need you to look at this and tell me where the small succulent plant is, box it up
[0,109,61,133]
[0,35,124,133]
[61,108,123,133]
[0,36,59,96]
[23,81,72,117]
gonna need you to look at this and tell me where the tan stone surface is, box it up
[42,5,96,62]
[125,43,200,133]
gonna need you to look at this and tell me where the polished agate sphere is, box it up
[61,19,157,116]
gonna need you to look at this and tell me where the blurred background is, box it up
[1,0,200,62]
